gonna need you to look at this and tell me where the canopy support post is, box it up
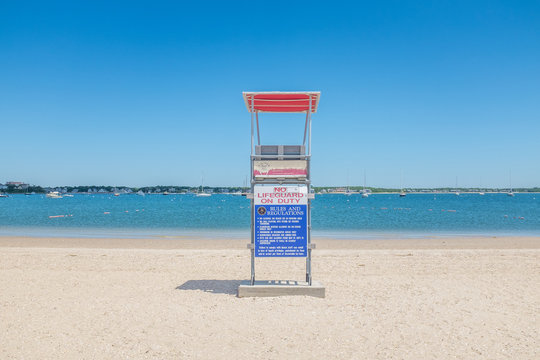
[306,96,313,285]
[250,97,255,285]
[256,111,261,145]
[302,112,308,146]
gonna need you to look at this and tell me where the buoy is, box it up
[104,212,110,214]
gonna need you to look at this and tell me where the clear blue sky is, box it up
[1,1,539,188]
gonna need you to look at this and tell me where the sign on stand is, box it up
[254,185,308,257]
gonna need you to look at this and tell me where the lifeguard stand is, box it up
[238,91,325,298]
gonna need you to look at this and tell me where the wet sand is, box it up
[1,236,538,359]
[1,235,539,250]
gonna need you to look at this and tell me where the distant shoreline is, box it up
[1,191,539,197]
[321,191,540,195]
[2,186,539,195]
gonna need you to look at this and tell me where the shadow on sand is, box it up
[176,280,242,295]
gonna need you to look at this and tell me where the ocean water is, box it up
[0,193,538,239]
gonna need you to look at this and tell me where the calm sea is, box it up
[0,193,538,239]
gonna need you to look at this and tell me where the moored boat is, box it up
[196,175,211,197]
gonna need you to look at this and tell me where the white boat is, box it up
[196,175,211,197]
[507,170,515,196]
[399,170,406,197]
[361,170,369,198]
[344,170,352,196]
[46,191,63,199]
[479,192,485,196]
[0,193,9,198]
[114,193,120,196]
[136,190,145,196]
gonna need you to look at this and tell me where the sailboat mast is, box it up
[399,170,406,197]
[361,169,370,197]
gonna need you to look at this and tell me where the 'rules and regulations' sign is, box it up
[254,185,308,257]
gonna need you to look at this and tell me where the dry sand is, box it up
[1,236,539,359]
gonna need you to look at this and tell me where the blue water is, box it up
[0,193,538,238]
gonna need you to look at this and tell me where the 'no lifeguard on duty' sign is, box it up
[254,185,308,257]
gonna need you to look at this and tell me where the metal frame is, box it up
[247,92,318,286]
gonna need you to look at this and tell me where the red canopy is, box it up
[243,91,320,113]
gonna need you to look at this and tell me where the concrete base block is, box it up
[237,280,325,298]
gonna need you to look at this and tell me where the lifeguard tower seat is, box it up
[254,145,305,160]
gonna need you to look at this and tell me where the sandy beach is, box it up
[1,236,538,359]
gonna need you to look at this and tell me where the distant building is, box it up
[6,181,29,189]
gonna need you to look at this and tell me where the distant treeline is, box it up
[2,184,539,194]
[313,186,540,193]
[1,185,46,194]
[0,184,249,194]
